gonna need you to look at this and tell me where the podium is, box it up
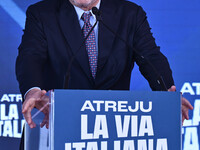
[25,90,181,150]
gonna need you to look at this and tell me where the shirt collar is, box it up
[73,0,101,21]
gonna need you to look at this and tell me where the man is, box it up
[16,0,193,145]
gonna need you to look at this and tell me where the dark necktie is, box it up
[82,12,98,78]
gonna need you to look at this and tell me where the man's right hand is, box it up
[22,89,49,129]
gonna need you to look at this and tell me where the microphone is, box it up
[92,7,102,21]
[92,7,168,91]
[64,16,98,89]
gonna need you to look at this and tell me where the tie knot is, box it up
[81,12,92,24]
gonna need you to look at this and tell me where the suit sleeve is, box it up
[133,6,174,90]
[15,5,47,97]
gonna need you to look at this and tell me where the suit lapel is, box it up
[55,0,121,83]
[97,0,121,76]
[55,0,93,81]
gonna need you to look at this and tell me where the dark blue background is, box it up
[0,0,199,149]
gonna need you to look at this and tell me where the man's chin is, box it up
[70,0,98,10]
[77,3,90,8]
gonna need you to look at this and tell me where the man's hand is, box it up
[22,88,50,129]
[168,85,193,124]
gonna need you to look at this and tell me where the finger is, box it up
[168,85,176,92]
[22,102,27,114]
[41,94,50,103]
[46,119,49,129]
[40,104,49,128]
[40,113,47,128]
[41,90,47,96]
[35,94,48,108]
[182,112,188,122]
[33,90,46,102]
[42,108,49,129]
[36,100,49,114]
[24,108,36,128]
[46,109,49,129]
[182,115,185,125]
[40,119,47,128]
[182,97,193,110]
[36,95,50,112]
[44,113,49,129]
[22,97,32,113]
[22,97,34,113]
[182,106,189,120]
[42,105,49,115]
[40,113,49,128]
[22,99,36,128]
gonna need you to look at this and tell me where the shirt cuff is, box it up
[24,87,41,99]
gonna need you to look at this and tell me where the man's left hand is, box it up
[168,85,193,124]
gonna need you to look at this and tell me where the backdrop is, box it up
[0,0,199,149]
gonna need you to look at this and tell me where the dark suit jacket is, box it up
[16,0,174,98]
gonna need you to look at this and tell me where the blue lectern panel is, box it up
[54,90,181,150]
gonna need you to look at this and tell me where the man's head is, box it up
[69,0,99,11]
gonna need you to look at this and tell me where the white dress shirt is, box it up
[73,0,100,48]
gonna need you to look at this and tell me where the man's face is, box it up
[69,0,99,10]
